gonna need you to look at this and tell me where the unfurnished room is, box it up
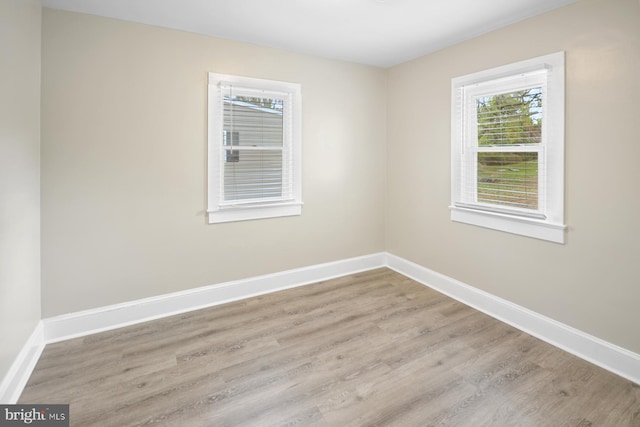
[1,0,639,425]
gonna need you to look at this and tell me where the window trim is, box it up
[450,52,566,243]
[207,73,302,224]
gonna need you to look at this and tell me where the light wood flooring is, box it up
[20,268,640,426]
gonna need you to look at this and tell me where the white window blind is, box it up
[459,71,547,218]
[219,85,291,203]
[208,74,302,223]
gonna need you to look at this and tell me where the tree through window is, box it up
[475,87,542,210]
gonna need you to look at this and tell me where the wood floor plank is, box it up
[19,268,640,426]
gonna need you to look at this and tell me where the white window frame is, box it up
[450,52,566,243]
[207,73,302,224]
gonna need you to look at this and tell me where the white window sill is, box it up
[450,205,566,244]
[208,202,302,224]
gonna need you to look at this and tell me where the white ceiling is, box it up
[39,0,577,68]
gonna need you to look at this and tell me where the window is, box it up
[208,73,302,223]
[450,52,566,243]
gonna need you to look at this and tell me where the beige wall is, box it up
[387,0,640,353]
[0,0,41,383]
[41,9,387,317]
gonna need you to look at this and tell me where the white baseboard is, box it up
[385,253,640,386]
[0,321,45,404]
[32,251,639,392]
[43,253,387,343]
